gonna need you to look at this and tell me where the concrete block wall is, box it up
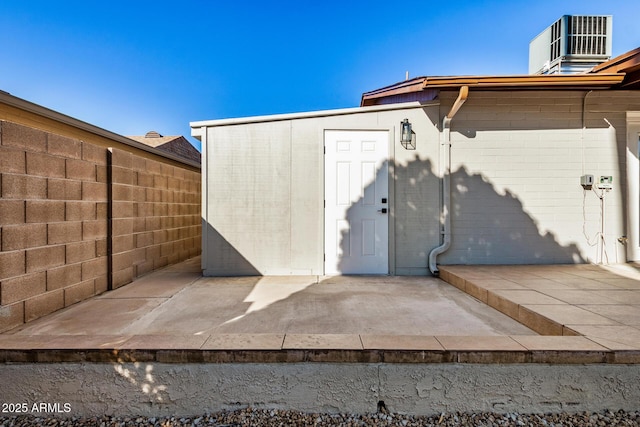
[109,148,201,289]
[0,121,201,332]
[0,121,108,332]
[439,90,640,265]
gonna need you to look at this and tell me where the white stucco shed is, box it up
[192,48,640,276]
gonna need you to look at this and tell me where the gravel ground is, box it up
[2,409,640,427]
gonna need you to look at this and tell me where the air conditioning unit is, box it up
[529,15,612,75]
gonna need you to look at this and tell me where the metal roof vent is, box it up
[529,15,612,75]
[145,130,163,138]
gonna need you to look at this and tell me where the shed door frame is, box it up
[324,129,391,275]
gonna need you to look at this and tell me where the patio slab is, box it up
[439,264,640,354]
[2,258,640,364]
[6,261,535,338]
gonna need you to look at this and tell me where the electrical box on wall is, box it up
[598,176,613,190]
[580,174,594,188]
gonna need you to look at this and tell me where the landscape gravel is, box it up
[2,409,640,427]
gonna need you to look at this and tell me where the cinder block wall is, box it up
[0,121,108,331]
[0,121,201,332]
[109,148,201,289]
[438,90,640,265]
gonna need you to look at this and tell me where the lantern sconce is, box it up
[401,119,415,150]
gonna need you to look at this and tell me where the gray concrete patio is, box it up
[1,256,639,358]
[3,256,535,339]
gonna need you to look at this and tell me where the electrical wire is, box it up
[582,188,599,248]
[582,186,611,264]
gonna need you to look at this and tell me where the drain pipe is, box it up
[428,85,468,275]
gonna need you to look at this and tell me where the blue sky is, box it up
[1,1,639,150]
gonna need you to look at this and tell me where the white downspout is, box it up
[428,86,468,275]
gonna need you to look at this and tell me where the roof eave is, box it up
[359,77,427,105]
[422,74,625,89]
[361,74,626,106]
[592,47,640,74]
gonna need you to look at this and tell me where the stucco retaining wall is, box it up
[1,362,639,416]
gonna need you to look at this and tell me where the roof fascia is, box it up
[359,77,427,105]
[422,74,625,89]
[361,73,627,105]
[592,47,640,73]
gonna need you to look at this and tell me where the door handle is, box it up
[377,208,388,214]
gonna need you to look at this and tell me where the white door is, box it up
[324,130,389,274]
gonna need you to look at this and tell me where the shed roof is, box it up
[189,101,434,136]
[361,46,640,106]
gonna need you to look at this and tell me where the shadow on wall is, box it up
[391,156,442,271]
[204,154,585,275]
[446,165,586,264]
[337,157,585,274]
[204,221,261,276]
